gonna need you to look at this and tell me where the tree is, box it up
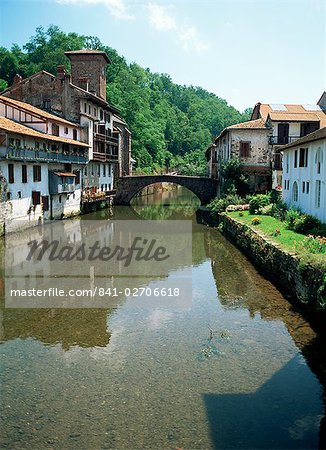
[221,159,249,196]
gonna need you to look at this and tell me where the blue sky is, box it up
[0,0,325,111]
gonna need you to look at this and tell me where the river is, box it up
[0,186,325,449]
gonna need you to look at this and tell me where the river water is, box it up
[1,187,325,449]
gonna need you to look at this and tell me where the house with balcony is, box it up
[281,127,325,223]
[251,102,326,186]
[207,99,326,194]
[0,98,89,233]
[1,50,132,202]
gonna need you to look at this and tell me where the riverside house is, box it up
[281,127,325,223]
[207,100,326,193]
[0,50,132,200]
[0,96,89,234]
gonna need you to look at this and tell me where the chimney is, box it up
[57,65,67,81]
[13,74,22,85]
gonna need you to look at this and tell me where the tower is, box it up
[65,50,111,100]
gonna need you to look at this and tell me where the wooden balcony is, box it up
[269,136,300,145]
[92,151,119,162]
[0,147,88,164]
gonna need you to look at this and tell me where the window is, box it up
[15,139,21,148]
[17,191,22,199]
[108,164,111,176]
[300,122,319,137]
[306,182,310,194]
[52,123,59,136]
[43,100,51,110]
[8,163,14,183]
[315,148,323,174]
[100,110,104,121]
[59,195,62,204]
[35,142,40,150]
[7,192,11,200]
[103,164,106,177]
[294,150,298,168]
[94,108,97,117]
[84,103,87,113]
[88,105,91,115]
[22,165,27,183]
[98,164,100,176]
[42,195,49,211]
[32,190,41,206]
[292,181,298,202]
[239,141,250,157]
[299,148,308,167]
[33,165,42,182]
[73,129,77,140]
[74,170,80,185]
[91,165,94,176]
[302,181,305,193]
[315,180,321,208]
[286,153,289,173]
[8,138,14,147]
[65,127,69,135]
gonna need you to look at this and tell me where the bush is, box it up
[252,217,261,225]
[260,204,273,216]
[297,235,326,254]
[208,194,243,214]
[271,200,288,221]
[249,194,271,214]
[292,214,322,235]
[285,208,302,229]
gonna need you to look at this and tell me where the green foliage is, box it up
[296,235,326,254]
[208,194,243,214]
[221,159,249,195]
[286,213,322,235]
[270,200,288,221]
[0,26,250,172]
[0,79,7,91]
[249,194,271,214]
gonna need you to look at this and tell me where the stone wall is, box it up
[218,213,325,313]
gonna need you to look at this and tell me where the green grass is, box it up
[226,210,326,268]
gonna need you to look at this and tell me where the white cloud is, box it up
[178,26,210,53]
[147,2,209,54]
[56,0,134,20]
[148,3,177,31]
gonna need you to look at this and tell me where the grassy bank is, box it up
[226,211,326,270]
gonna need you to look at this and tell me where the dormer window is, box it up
[43,100,51,110]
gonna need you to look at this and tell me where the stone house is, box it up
[0,50,132,198]
[207,118,272,194]
[0,96,89,234]
[282,127,325,223]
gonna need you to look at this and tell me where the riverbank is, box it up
[197,207,325,315]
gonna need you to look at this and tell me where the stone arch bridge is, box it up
[114,175,218,205]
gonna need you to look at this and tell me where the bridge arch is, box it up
[114,175,218,206]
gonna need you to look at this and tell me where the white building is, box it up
[0,97,89,234]
[282,127,326,223]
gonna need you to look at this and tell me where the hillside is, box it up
[0,26,251,174]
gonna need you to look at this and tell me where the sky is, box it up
[0,0,325,112]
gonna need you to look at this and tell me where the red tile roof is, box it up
[0,95,79,126]
[0,116,89,147]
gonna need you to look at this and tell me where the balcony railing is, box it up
[93,151,119,162]
[94,133,119,145]
[1,147,88,164]
[269,136,301,145]
[57,183,76,193]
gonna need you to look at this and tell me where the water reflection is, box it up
[0,186,325,450]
